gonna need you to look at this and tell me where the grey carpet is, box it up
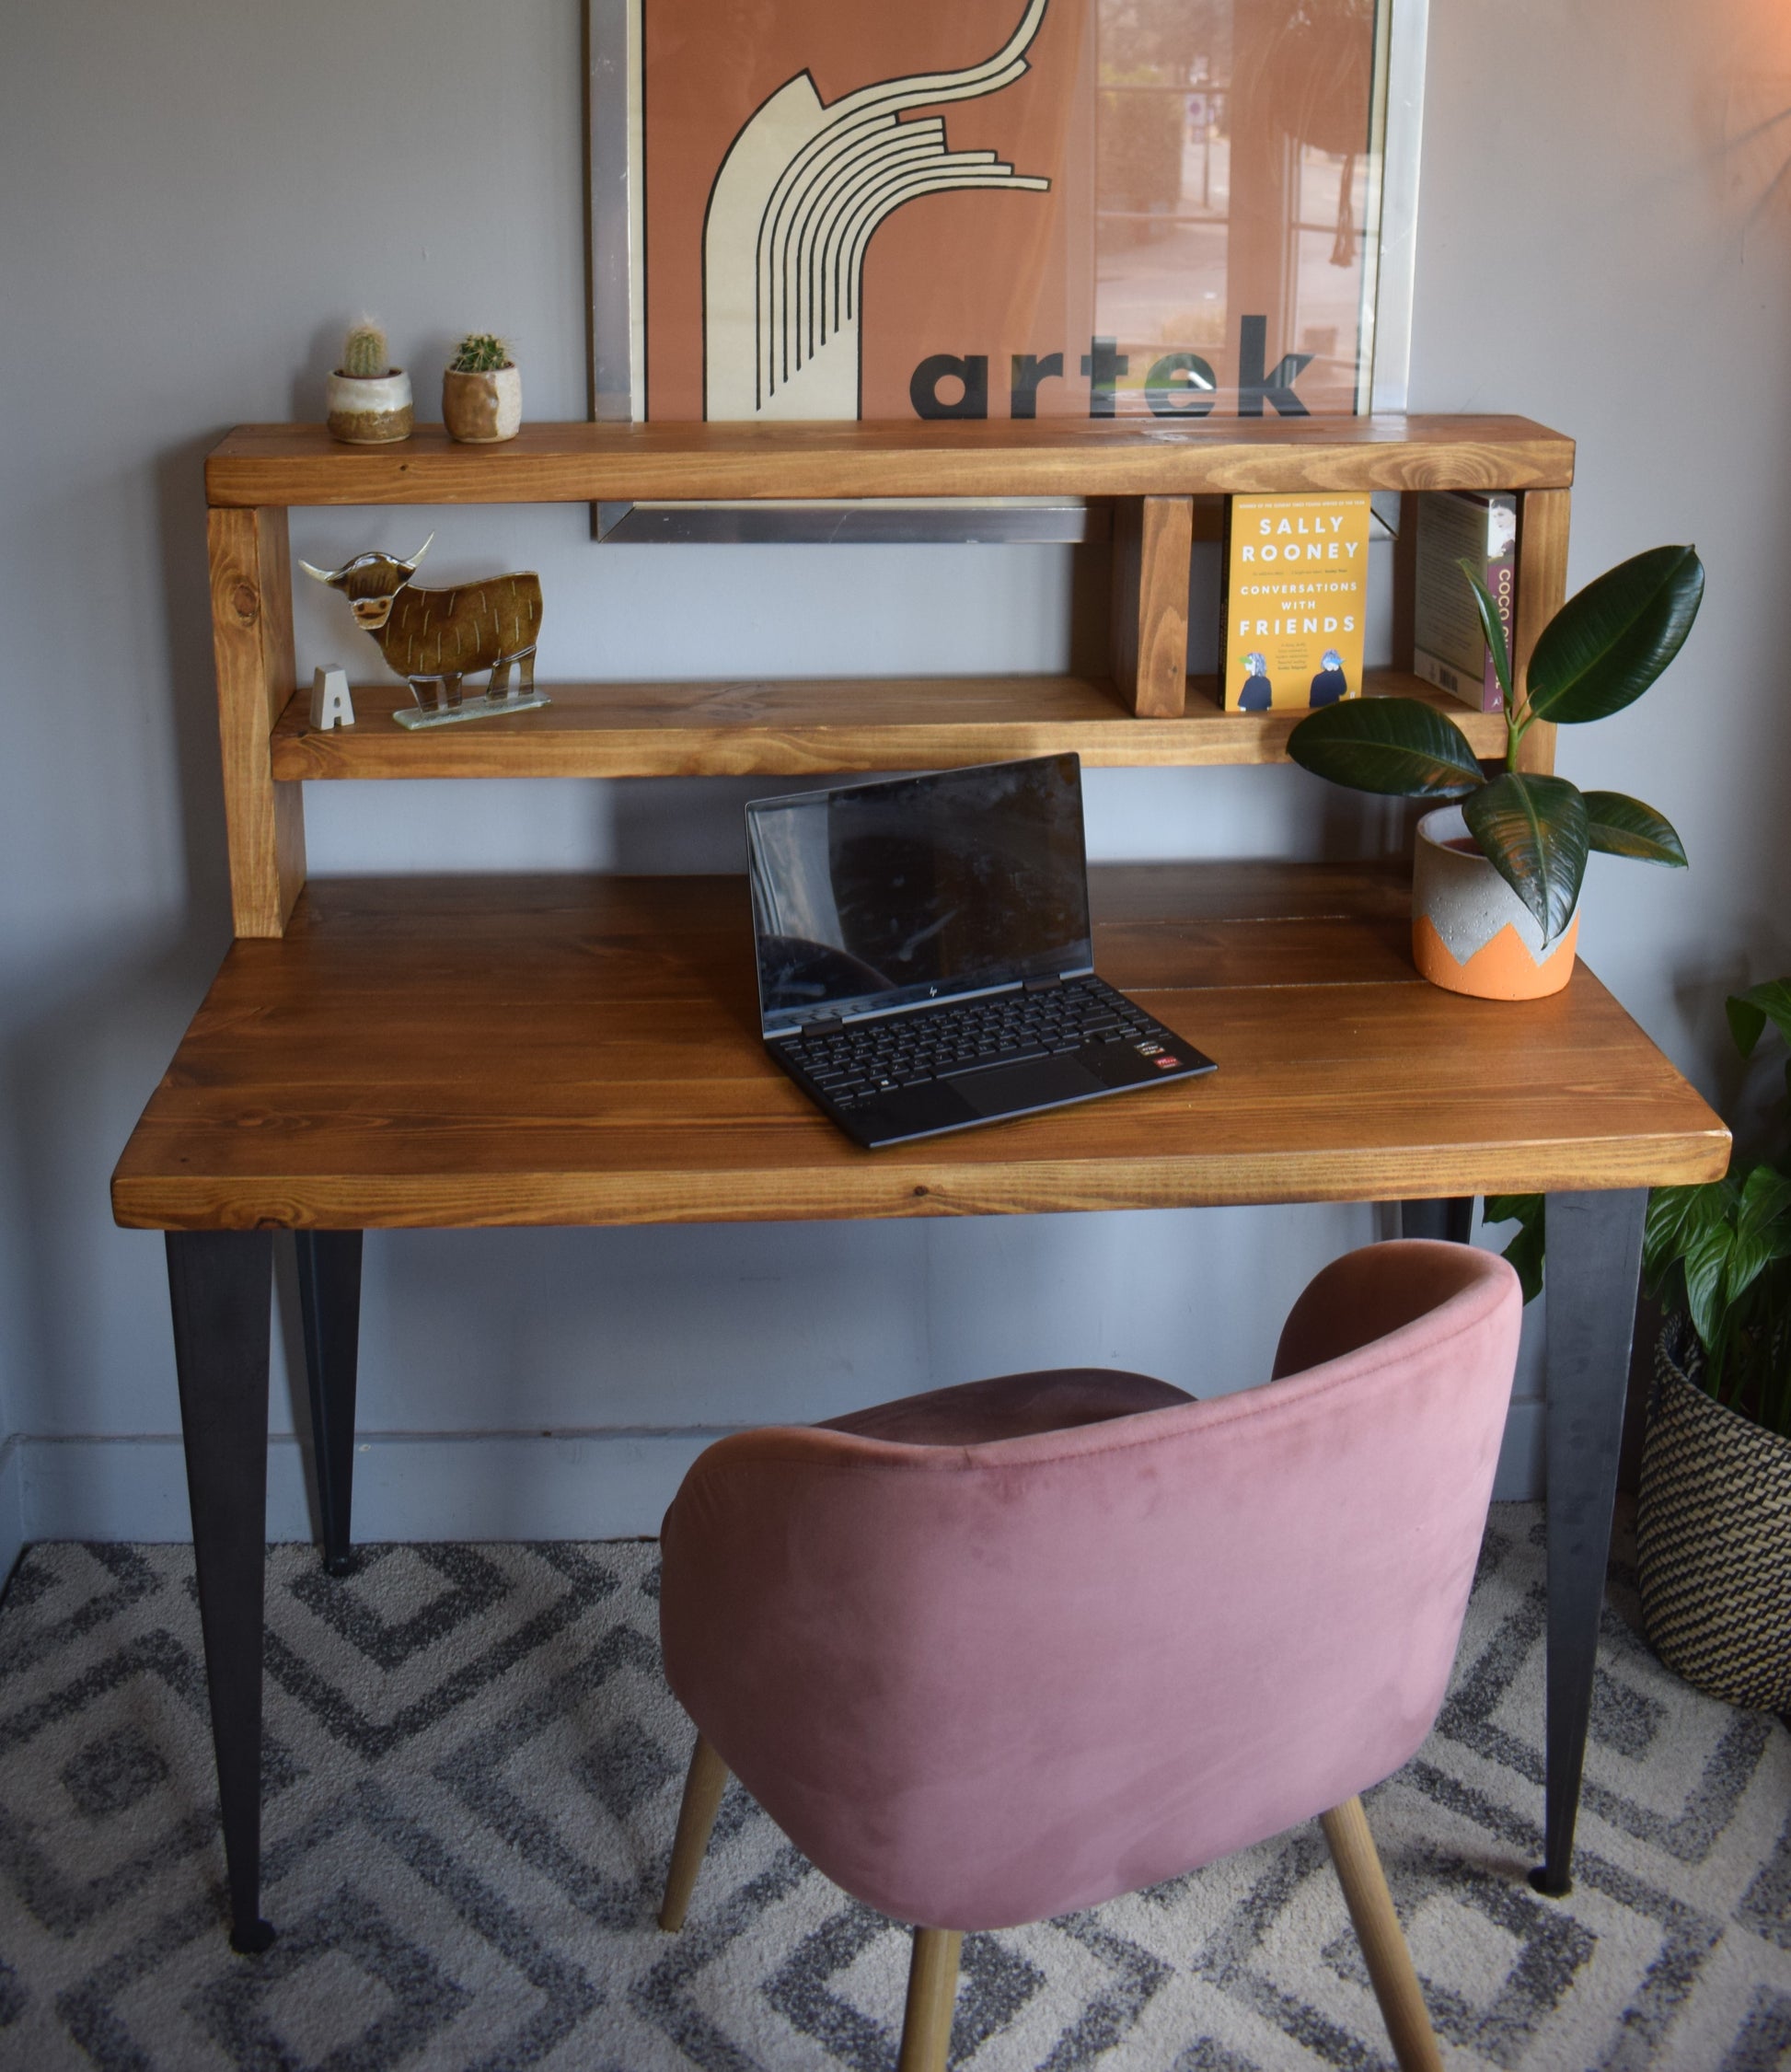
[0,1504,1785,2071]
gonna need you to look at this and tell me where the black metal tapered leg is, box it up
[1530,1187,1647,1896]
[1400,1198,1475,1244]
[295,1231,364,1577]
[166,1230,277,1953]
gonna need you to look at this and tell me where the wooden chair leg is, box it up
[1319,1797,1442,2072]
[659,1732,730,1930]
[896,1927,962,2072]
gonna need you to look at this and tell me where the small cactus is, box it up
[449,332,513,375]
[341,321,390,379]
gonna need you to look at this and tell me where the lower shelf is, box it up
[268,671,1508,781]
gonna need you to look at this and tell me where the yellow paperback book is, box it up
[1220,493,1371,711]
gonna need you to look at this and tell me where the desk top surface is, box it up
[110,864,1727,1231]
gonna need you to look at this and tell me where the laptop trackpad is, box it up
[947,1055,1104,1117]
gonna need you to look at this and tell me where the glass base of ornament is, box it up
[393,693,553,731]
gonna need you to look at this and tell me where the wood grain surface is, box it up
[210,507,305,934]
[1513,487,1572,777]
[206,417,1576,508]
[1111,496,1193,715]
[268,672,1512,781]
[111,865,1727,1232]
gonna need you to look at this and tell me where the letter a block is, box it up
[309,666,355,730]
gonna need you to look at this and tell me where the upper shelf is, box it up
[208,415,1576,508]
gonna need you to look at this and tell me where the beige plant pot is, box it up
[326,368,413,445]
[1410,804,1578,1000]
[443,364,522,443]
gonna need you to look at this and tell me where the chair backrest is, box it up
[659,1240,1521,1931]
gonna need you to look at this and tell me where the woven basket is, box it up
[1636,1316,1791,1712]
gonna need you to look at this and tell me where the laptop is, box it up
[745,753,1217,1148]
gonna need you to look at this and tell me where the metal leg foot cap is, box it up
[323,1550,356,1578]
[230,1918,276,1955]
[1528,1866,1572,1899]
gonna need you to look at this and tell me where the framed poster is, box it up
[587,0,1426,540]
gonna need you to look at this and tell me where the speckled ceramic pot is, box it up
[442,365,522,443]
[326,368,413,444]
[1411,804,1578,1000]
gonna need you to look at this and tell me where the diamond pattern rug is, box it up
[0,1506,1786,2070]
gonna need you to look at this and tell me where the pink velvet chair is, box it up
[656,1239,1521,2072]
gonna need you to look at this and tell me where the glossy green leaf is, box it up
[1286,697,1485,797]
[1736,1162,1791,1236]
[1727,978,1791,1059]
[1581,791,1687,866]
[1500,1220,1545,1304]
[1462,771,1589,944]
[1645,1179,1731,1313]
[1644,1181,1724,1285]
[1727,1163,1791,1306]
[1526,545,1704,724]
[1728,994,1766,1057]
[1460,562,1513,707]
[1682,1213,1738,1353]
[1481,1193,1545,1302]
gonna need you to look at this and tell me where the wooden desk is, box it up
[114,862,1727,1950]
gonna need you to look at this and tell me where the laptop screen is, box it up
[746,754,1092,1032]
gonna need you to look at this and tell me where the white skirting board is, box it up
[0,1436,23,1592]
[1493,1399,1544,1504]
[2,1402,1546,1557]
[6,1430,735,1550]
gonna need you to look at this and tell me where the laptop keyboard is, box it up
[781,976,1164,1110]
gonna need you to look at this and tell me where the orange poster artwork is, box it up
[623,0,1386,423]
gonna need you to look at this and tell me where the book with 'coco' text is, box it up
[1412,490,1519,714]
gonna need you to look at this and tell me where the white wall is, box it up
[5,0,1786,1569]
[1409,0,1791,1067]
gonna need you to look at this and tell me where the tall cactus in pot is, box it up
[327,316,413,445]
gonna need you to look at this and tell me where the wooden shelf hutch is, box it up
[205,413,1575,936]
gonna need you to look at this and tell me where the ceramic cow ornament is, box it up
[299,535,546,724]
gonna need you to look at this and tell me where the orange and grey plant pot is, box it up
[1410,805,1578,1001]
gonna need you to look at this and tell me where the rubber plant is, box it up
[1287,544,1706,947]
[1646,980,1791,1436]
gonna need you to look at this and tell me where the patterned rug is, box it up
[0,1506,1785,2071]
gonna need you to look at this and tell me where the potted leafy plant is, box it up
[326,319,413,445]
[1635,978,1791,1709]
[1288,546,1704,998]
[1485,981,1789,1710]
[443,332,521,444]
